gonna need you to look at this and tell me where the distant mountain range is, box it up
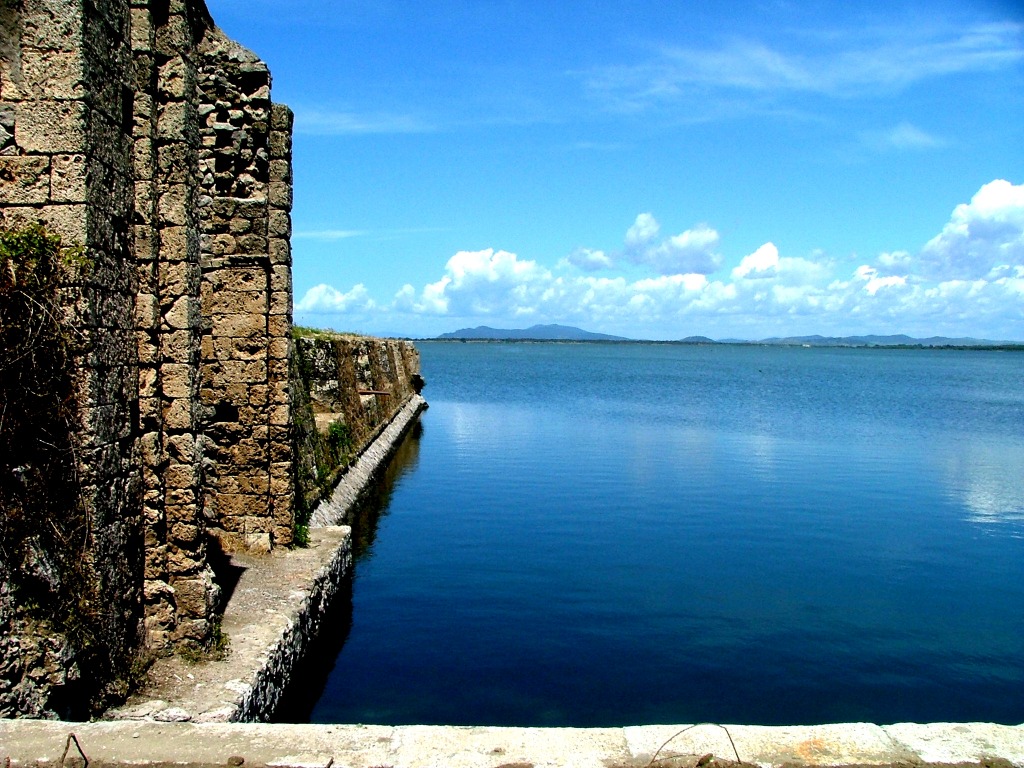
[435,325,1019,347]
[437,324,628,341]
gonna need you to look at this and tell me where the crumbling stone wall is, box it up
[196,31,295,554]
[0,0,296,716]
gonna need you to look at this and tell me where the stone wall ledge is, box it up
[310,393,427,528]
[91,392,427,725]
[1,720,1022,767]
[102,525,352,725]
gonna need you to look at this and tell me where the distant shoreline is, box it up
[415,338,1024,351]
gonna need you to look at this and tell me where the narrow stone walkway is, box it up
[105,526,351,723]
[2,719,1022,767]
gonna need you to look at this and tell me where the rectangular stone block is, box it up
[0,155,50,204]
[162,396,193,430]
[265,242,289,272]
[158,183,189,226]
[269,290,290,315]
[267,314,290,338]
[156,99,190,138]
[268,336,289,360]
[130,6,153,51]
[20,0,82,51]
[268,130,290,160]
[234,233,267,254]
[268,158,290,184]
[160,329,196,360]
[159,225,192,261]
[164,461,197,491]
[268,180,291,209]
[158,258,198,297]
[22,48,85,100]
[270,103,293,131]
[268,209,289,238]
[269,264,291,293]
[208,289,267,315]
[50,153,86,202]
[38,203,87,243]
[15,100,87,153]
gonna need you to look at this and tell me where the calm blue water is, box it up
[295,343,1024,727]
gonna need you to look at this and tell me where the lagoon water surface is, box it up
[294,342,1024,727]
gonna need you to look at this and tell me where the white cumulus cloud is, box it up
[296,283,376,312]
[296,180,1024,341]
[623,214,722,275]
[919,179,1024,280]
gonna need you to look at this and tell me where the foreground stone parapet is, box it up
[1,720,1022,767]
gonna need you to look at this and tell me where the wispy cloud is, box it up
[294,109,436,135]
[293,229,368,241]
[584,22,1024,113]
[861,122,948,151]
[293,226,449,242]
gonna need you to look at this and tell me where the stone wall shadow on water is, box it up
[270,420,423,722]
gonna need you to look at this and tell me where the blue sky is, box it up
[205,0,1024,340]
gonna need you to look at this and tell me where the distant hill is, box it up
[678,335,717,344]
[438,324,629,341]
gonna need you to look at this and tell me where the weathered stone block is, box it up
[160,329,196,360]
[234,233,266,254]
[269,290,290,315]
[15,100,86,153]
[268,237,290,265]
[163,396,194,430]
[268,180,291,209]
[270,103,293,131]
[0,155,50,204]
[268,129,290,159]
[268,209,289,238]
[157,140,194,183]
[208,289,266,315]
[269,264,291,293]
[130,6,153,52]
[22,48,85,99]
[161,363,193,399]
[158,184,190,226]
[38,202,87,242]
[158,57,190,100]
[163,294,198,330]
[268,158,290,184]
[159,259,199,297]
[20,0,82,51]
[157,99,194,139]
[50,153,86,202]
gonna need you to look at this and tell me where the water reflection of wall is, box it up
[270,421,422,722]
[943,438,1024,533]
[347,421,423,560]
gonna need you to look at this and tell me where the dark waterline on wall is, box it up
[285,343,1024,727]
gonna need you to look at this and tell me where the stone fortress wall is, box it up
[0,0,420,718]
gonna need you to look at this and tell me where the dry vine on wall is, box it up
[0,224,102,717]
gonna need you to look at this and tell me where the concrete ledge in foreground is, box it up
[1,721,1022,768]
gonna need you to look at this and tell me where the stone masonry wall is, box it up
[1,0,144,718]
[0,0,296,716]
[196,30,294,554]
[292,335,422,519]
